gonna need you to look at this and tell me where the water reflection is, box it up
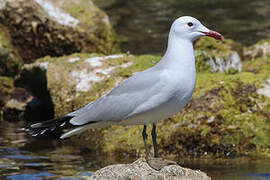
[0,119,270,179]
[99,0,270,54]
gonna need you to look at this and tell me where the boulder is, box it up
[16,51,270,158]
[0,24,22,77]
[195,37,242,73]
[0,0,117,63]
[0,76,33,121]
[16,53,160,119]
[244,39,270,60]
[90,158,211,180]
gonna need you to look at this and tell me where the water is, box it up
[97,0,270,54]
[0,120,270,180]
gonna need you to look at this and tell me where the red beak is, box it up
[202,30,224,40]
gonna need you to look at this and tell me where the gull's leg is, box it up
[146,123,177,171]
[151,123,158,158]
[142,125,150,160]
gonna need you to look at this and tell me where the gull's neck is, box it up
[157,32,195,72]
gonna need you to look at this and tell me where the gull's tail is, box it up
[30,116,78,139]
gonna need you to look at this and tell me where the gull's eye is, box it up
[187,22,194,27]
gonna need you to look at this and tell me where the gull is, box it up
[31,16,223,169]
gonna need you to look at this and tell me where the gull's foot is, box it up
[146,158,177,171]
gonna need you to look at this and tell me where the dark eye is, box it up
[187,22,193,27]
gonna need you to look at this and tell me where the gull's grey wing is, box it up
[68,67,175,126]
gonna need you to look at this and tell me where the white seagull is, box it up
[31,16,223,168]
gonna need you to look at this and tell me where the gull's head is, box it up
[170,16,224,42]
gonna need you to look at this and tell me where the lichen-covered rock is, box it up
[195,37,242,73]
[0,24,22,77]
[0,0,117,63]
[90,158,211,180]
[244,39,270,60]
[16,53,160,118]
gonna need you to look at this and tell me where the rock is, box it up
[195,37,242,73]
[0,76,33,121]
[0,0,117,63]
[0,24,22,77]
[257,79,270,98]
[16,53,160,119]
[244,39,270,60]
[90,158,211,180]
[15,51,270,158]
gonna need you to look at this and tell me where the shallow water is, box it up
[0,120,270,180]
[97,0,270,54]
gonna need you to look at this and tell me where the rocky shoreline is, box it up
[0,0,269,163]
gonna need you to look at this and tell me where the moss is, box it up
[0,24,22,77]
[0,76,14,107]
[60,0,118,54]
[0,76,14,95]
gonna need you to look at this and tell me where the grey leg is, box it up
[142,125,150,160]
[151,123,158,158]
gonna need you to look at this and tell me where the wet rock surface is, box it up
[90,158,211,180]
[0,0,117,63]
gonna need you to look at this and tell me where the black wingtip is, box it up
[30,116,75,139]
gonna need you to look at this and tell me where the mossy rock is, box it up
[244,39,270,60]
[18,51,270,158]
[73,56,270,158]
[0,24,22,77]
[0,76,14,98]
[0,0,117,63]
[0,76,33,121]
[17,53,161,118]
[194,37,242,73]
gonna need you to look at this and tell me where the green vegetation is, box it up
[0,24,22,77]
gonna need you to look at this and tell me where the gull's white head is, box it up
[170,16,224,42]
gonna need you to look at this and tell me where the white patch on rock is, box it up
[39,62,49,69]
[257,79,270,98]
[34,0,79,27]
[86,54,125,67]
[95,67,115,75]
[68,57,80,63]
[205,52,242,73]
[105,54,124,59]
[121,62,133,68]
[86,57,103,67]
[70,69,103,92]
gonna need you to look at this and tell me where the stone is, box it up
[0,24,22,77]
[15,53,137,118]
[90,158,211,180]
[244,39,270,60]
[195,37,242,73]
[0,0,117,63]
[0,76,33,121]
